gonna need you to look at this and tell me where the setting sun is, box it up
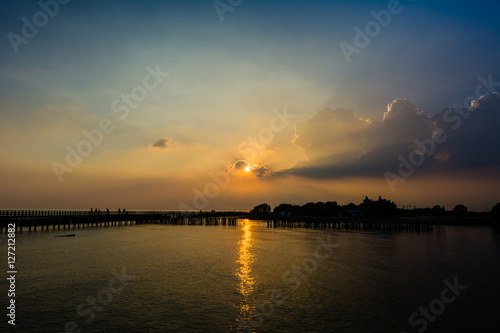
[244,166,251,172]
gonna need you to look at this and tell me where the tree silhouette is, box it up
[263,197,493,221]
[491,202,500,221]
[432,205,445,216]
[251,203,271,214]
[359,196,398,217]
[452,204,468,217]
[273,203,300,216]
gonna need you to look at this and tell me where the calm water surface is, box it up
[1,220,499,332]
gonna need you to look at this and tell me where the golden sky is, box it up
[1,0,500,211]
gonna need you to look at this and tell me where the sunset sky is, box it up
[1,0,500,211]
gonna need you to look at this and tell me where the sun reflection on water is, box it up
[235,219,256,329]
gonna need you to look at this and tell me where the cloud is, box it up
[251,165,270,178]
[234,160,249,170]
[433,92,500,167]
[225,160,249,175]
[383,98,424,120]
[292,108,370,160]
[279,94,500,179]
[372,98,435,150]
[225,160,271,178]
[151,137,181,149]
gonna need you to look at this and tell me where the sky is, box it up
[1,0,500,211]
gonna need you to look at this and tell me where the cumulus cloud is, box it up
[279,94,500,179]
[433,92,500,167]
[383,98,423,120]
[292,108,370,160]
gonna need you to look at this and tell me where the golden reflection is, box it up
[235,219,256,328]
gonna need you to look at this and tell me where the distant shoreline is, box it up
[242,213,496,227]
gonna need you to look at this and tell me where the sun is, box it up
[244,166,251,172]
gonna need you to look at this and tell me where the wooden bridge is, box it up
[0,210,241,233]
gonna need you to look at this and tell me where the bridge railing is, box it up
[0,210,245,218]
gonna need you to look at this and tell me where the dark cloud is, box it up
[279,94,500,179]
[433,92,500,167]
[234,160,249,170]
[292,107,370,160]
[252,165,270,178]
[225,160,249,174]
[151,138,174,149]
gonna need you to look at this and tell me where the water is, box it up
[1,220,499,332]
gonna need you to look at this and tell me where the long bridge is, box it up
[0,210,242,233]
[1,210,443,234]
